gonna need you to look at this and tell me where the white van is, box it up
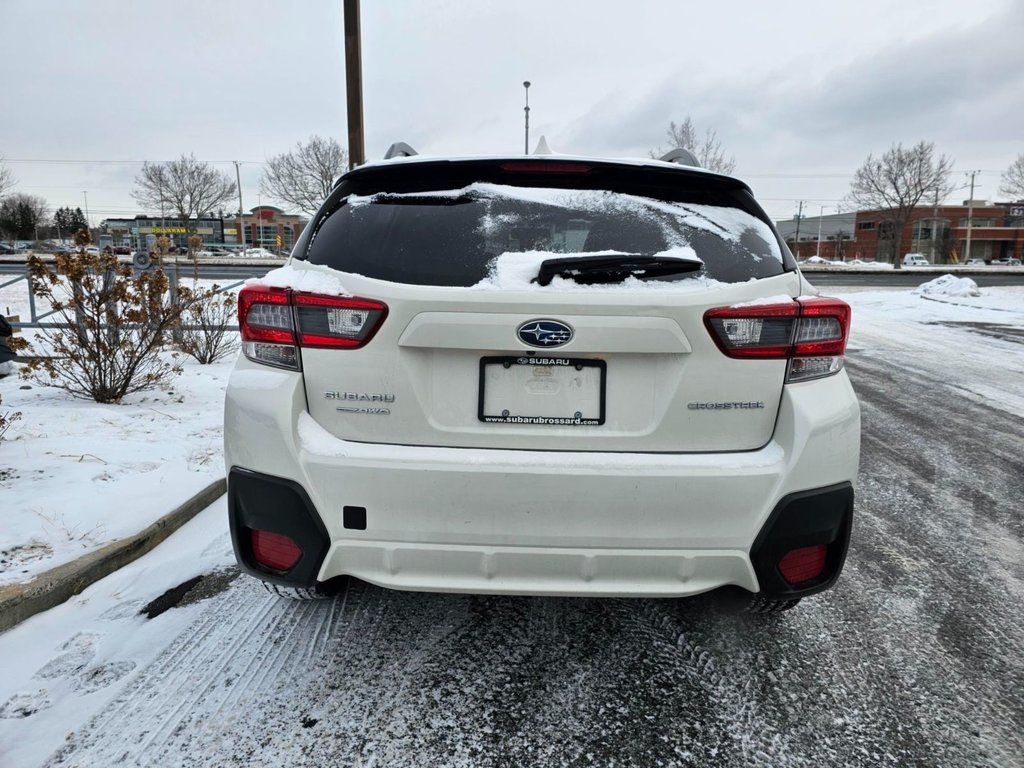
[902,253,930,266]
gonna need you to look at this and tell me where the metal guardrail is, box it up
[2,265,243,331]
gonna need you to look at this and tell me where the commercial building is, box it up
[776,202,1024,263]
[224,206,307,252]
[101,216,226,251]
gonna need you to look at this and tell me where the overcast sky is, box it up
[1,0,1021,225]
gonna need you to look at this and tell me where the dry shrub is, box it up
[176,285,239,364]
[23,251,191,403]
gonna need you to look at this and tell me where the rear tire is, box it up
[709,586,801,614]
[742,594,801,614]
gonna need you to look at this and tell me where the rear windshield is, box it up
[301,174,789,287]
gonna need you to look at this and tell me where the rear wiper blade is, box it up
[534,254,703,286]
[369,193,476,206]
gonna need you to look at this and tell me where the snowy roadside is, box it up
[1,271,239,586]
[0,499,235,768]
[0,355,234,587]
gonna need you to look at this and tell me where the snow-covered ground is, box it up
[1,275,238,585]
[0,280,1022,766]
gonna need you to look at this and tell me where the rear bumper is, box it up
[225,362,860,598]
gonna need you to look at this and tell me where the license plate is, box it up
[478,356,606,426]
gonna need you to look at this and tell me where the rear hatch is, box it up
[289,158,800,453]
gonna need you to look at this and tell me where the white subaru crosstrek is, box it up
[224,151,860,612]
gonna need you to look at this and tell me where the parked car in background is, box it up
[965,259,986,266]
[902,253,930,266]
[225,151,860,614]
[991,258,1022,266]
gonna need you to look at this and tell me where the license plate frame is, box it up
[478,356,606,426]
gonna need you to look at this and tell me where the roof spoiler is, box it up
[658,148,701,168]
[384,142,418,159]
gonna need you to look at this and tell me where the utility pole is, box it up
[816,205,824,258]
[344,0,365,170]
[234,161,245,251]
[523,81,531,154]
[793,200,804,259]
[964,170,979,264]
[82,191,90,231]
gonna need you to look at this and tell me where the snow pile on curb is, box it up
[913,274,980,298]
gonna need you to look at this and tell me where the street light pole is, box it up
[234,161,245,251]
[82,191,90,231]
[523,81,531,155]
[964,170,979,263]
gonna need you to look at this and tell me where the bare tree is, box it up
[261,136,347,216]
[652,117,736,174]
[0,156,15,198]
[847,142,953,268]
[999,154,1024,200]
[132,154,236,235]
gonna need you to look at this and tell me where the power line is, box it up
[2,158,266,165]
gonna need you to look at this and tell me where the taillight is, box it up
[704,297,850,382]
[238,285,387,369]
[249,529,302,572]
[499,161,592,174]
[292,292,388,348]
[777,544,827,584]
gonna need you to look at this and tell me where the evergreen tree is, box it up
[70,207,89,232]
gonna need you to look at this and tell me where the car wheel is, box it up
[708,586,801,614]
[742,594,801,614]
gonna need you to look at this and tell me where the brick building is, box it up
[224,206,307,252]
[776,202,1024,263]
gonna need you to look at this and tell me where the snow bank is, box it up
[913,274,981,298]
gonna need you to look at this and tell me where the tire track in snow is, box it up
[46,339,1024,767]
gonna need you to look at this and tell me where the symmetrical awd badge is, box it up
[517,319,574,348]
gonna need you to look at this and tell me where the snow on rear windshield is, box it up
[305,182,784,287]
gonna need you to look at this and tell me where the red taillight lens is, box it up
[238,286,294,344]
[249,529,303,571]
[703,297,851,381]
[793,298,850,357]
[777,544,827,584]
[238,284,388,368]
[499,161,592,174]
[292,292,388,348]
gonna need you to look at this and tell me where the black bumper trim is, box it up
[228,467,331,588]
[750,482,854,598]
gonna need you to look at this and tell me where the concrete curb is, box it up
[0,478,226,634]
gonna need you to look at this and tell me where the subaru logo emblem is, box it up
[517,319,574,348]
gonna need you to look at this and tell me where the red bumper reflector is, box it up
[250,529,303,571]
[778,544,827,584]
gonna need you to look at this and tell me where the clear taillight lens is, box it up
[704,297,851,382]
[292,293,388,348]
